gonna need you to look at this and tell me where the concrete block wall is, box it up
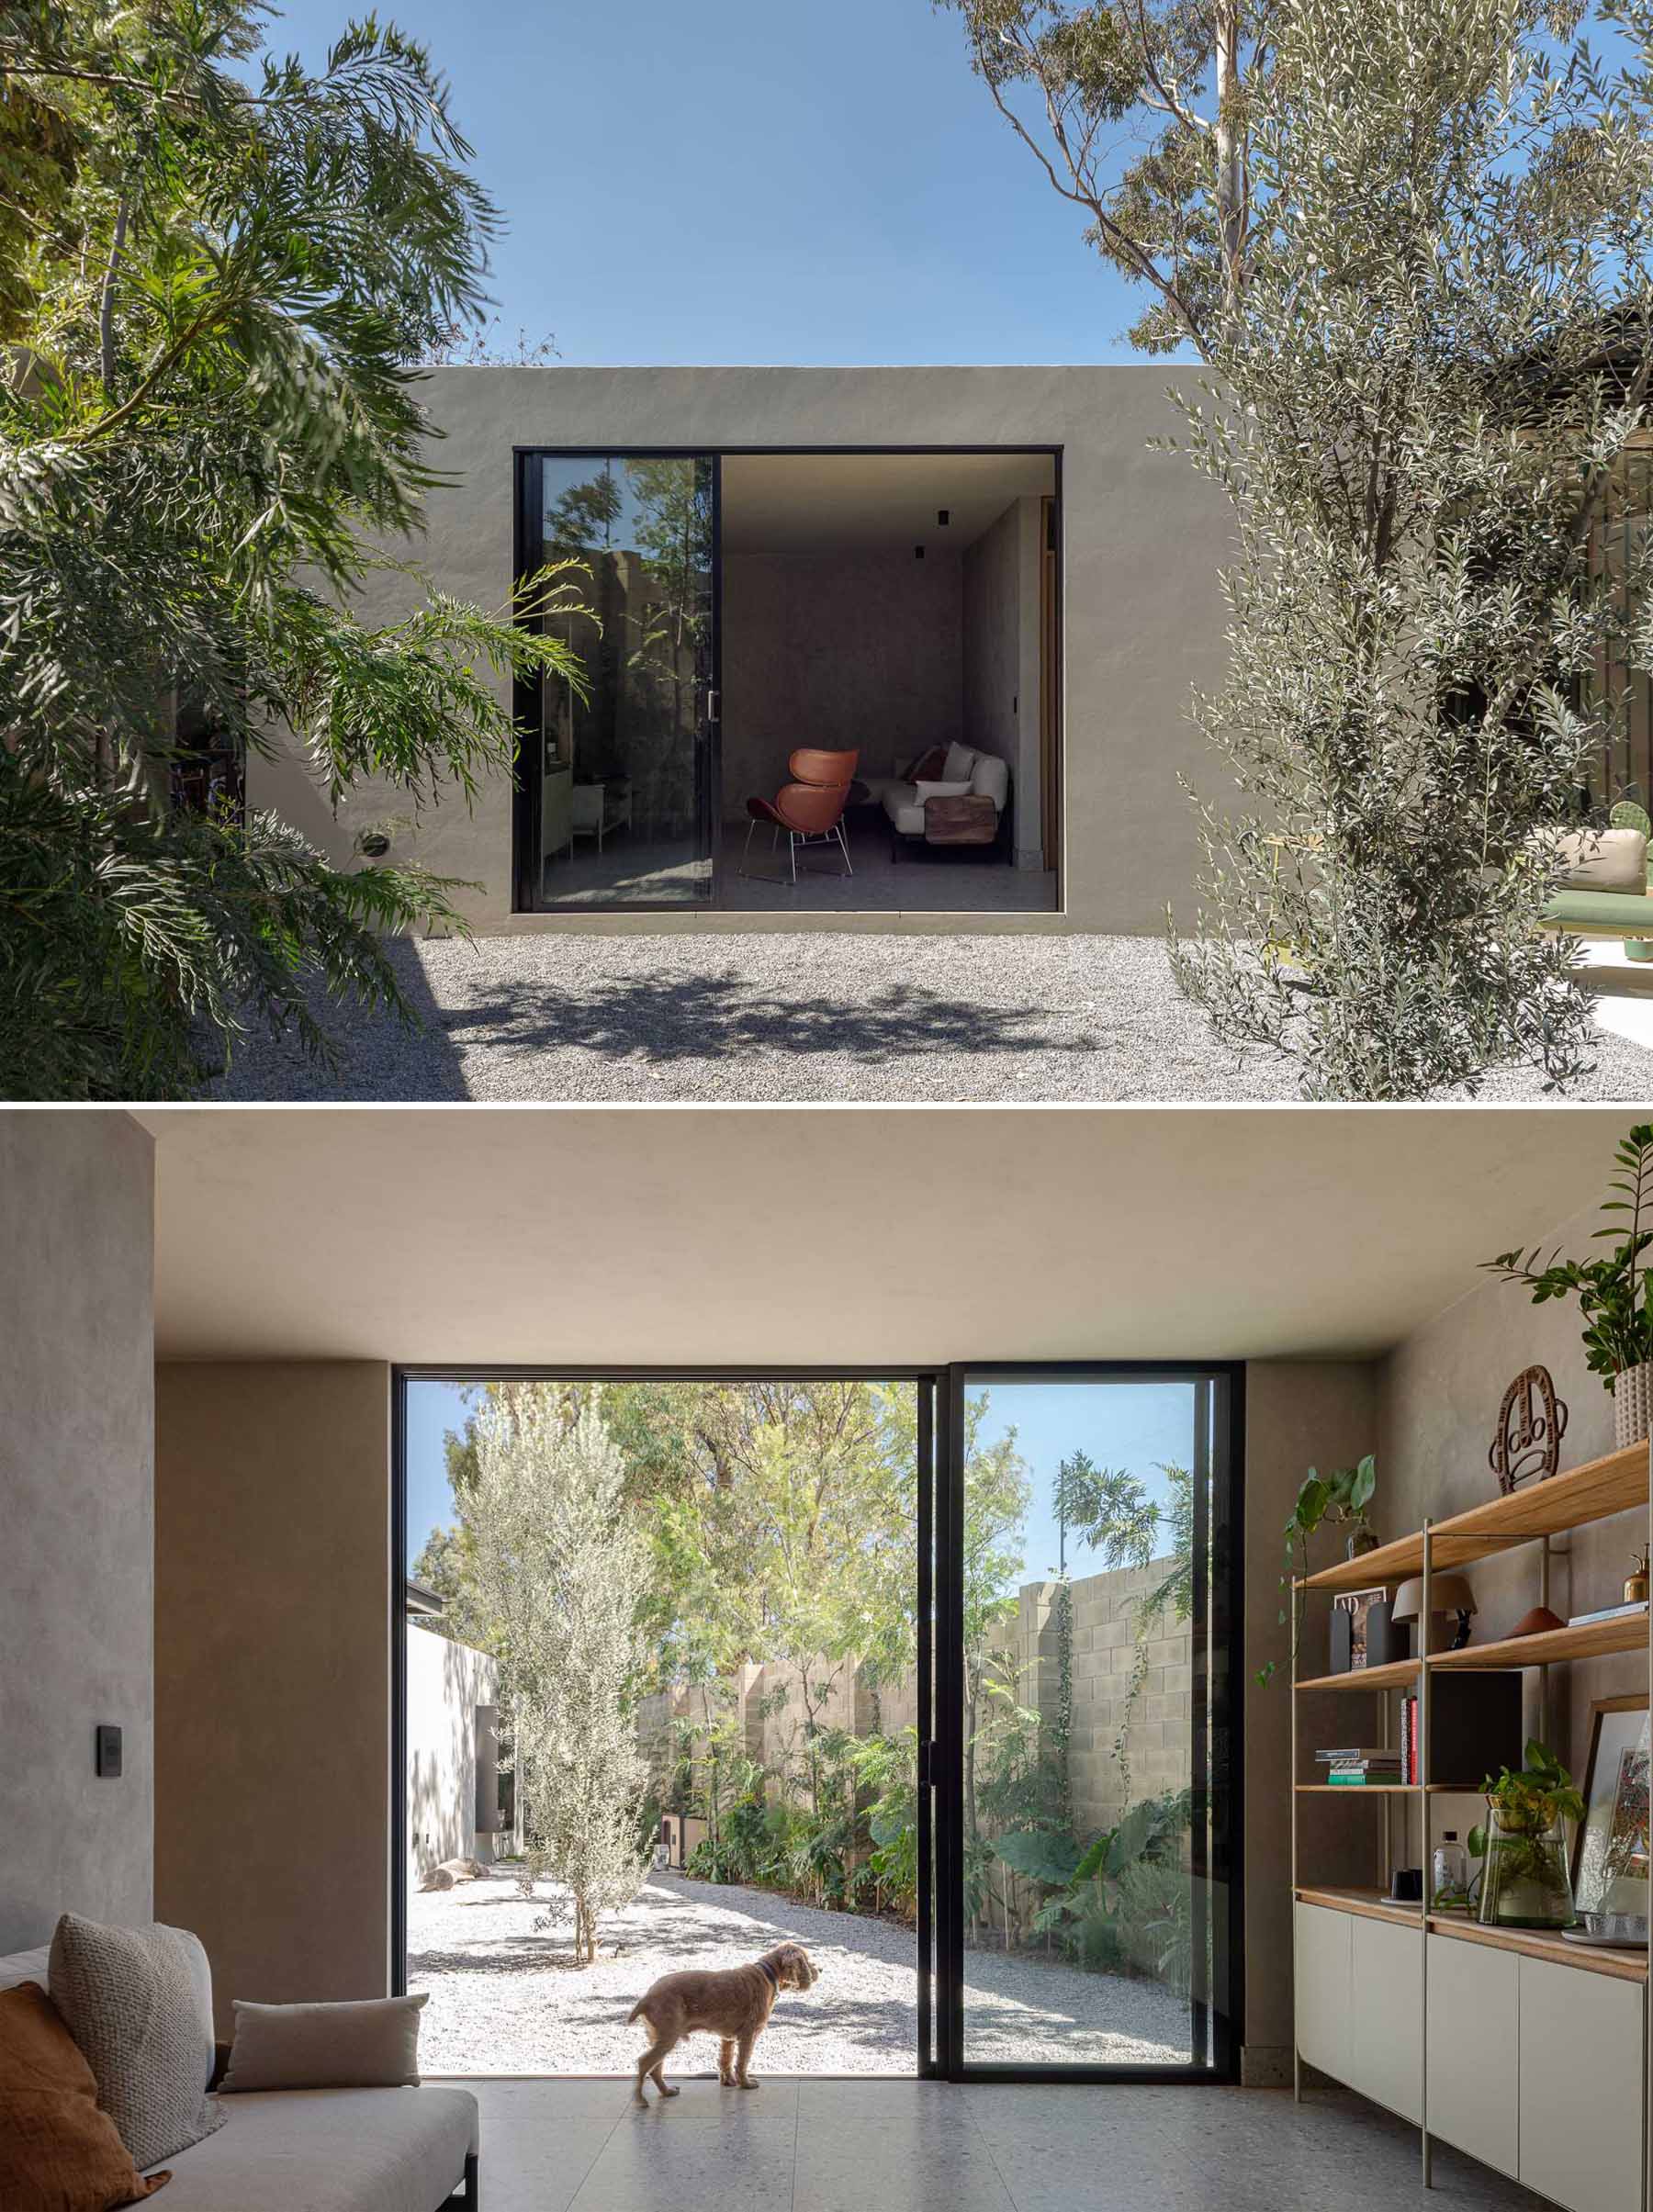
[643,1555,1191,1844]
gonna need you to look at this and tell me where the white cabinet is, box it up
[1517,1956,1645,2212]
[1294,1902,1351,2084]
[1299,1909,1649,2212]
[542,761,573,863]
[1351,1917,1423,2125]
[1426,1935,1520,2181]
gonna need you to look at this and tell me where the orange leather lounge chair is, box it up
[742,747,858,884]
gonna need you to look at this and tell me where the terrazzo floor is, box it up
[454,2075,1551,2211]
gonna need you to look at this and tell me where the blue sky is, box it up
[261,0,1152,365]
[976,1380,1197,1584]
[404,1377,1195,1591]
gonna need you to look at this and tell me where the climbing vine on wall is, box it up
[1052,1578,1074,1834]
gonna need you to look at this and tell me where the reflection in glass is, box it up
[958,1374,1230,2070]
[529,455,714,906]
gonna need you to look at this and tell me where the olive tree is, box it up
[463,1387,651,1966]
[1166,0,1653,1096]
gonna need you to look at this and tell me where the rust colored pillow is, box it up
[0,1982,169,2208]
[905,745,949,785]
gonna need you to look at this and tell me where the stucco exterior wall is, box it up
[0,1114,155,1953]
[247,365,1229,934]
[153,1361,391,2034]
[407,1623,497,1882]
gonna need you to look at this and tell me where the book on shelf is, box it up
[1327,1769,1396,1785]
[1567,1599,1650,1629]
[1314,1747,1397,1763]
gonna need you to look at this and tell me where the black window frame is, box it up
[510,445,1065,916]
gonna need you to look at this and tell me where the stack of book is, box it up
[1316,1746,1403,1786]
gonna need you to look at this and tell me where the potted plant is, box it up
[1484,1122,1653,1448]
[1258,1454,1378,1683]
[1468,1741,1584,1930]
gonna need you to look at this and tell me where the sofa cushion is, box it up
[50,1917,224,2173]
[881,784,928,837]
[1553,825,1648,891]
[220,1995,427,2094]
[0,1948,52,1994]
[145,2085,478,2212]
[905,745,949,784]
[0,1981,170,2209]
[942,741,977,782]
[1543,886,1653,930]
[969,753,1010,812]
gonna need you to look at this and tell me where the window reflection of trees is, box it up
[538,458,711,844]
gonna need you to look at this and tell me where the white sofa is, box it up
[868,740,1011,845]
[0,1944,478,2212]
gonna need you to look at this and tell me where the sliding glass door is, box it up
[931,1364,1242,2080]
[516,452,717,909]
[389,1362,1237,2084]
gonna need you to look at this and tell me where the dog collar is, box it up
[757,1958,781,1991]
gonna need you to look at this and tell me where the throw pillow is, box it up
[0,1981,170,2208]
[913,780,973,803]
[905,745,949,784]
[942,741,977,782]
[49,1918,224,2173]
[219,1993,428,2093]
[1553,825,1647,892]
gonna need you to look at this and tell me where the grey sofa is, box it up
[0,1943,478,2212]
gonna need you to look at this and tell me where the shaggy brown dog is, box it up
[627,1944,819,2104]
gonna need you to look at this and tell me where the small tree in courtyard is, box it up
[463,1387,650,1965]
[1168,0,1653,1097]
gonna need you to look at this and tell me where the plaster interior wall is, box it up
[245,365,1226,934]
[720,547,963,814]
[1240,1360,1380,2084]
[153,1362,391,2034]
[962,494,1045,867]
[0,1113,155,1953]
[1376,1185,1643,1860]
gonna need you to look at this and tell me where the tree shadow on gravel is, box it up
[442,968,1098,1067]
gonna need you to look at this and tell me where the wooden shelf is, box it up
[1296,1782,1415,1794]
[1299,1443,1648,1592]
[1295,1885,1421,1926]
[1428,1613,1649,1672]
[1427,1912,1648,1984]
[1295,1658,1420,1692]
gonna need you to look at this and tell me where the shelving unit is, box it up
[1289,1438,1653,2212]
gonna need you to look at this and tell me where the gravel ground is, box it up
[205,932,1653,1101]
[408,1870,1190,2076]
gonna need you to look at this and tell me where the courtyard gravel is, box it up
[208,932,1653,1102]
[409,1870,1190,2076]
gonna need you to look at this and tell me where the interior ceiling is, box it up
[143,1107,1619,1370]
[719,451,1054,556]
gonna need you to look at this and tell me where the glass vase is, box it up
[1478,1806,1576,1930]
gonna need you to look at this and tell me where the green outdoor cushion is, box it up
[1543,887,1653,929]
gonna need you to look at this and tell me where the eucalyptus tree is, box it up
[938,0,1269,354]
[0,2,581,1097]
[1168,0,1653,1096]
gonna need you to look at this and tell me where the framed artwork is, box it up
[1573,1694,1651,1917]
